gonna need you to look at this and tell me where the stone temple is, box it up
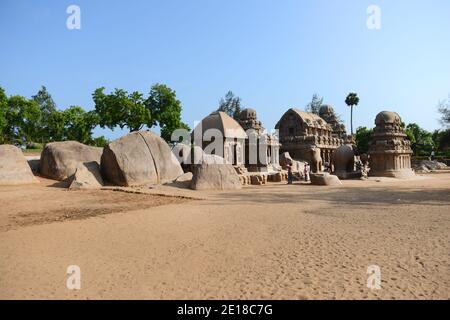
[368,111,414,178]
[318,105,347,140]
[238,108,281,172]
[275,108,343,164]
[192,111,247,166]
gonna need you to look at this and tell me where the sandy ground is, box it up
[0,174,449,300]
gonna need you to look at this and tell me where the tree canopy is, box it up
[93,84,189,142]
[217,91,242,121]
[0,88,7,142]
[93,88,152,132]
[0,86,108,148]
[438,95,450,127]
[145,83,189,142]
[345,92,360,136]
[305,93,323,115]
[354,126,373,154]
[405,123,435,156]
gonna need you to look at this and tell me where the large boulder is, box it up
[332,144,360,179]
[333,144,355,172]
[190,163,242,190]
[40,141,102,181]
[101,131,183,186]
[0,145,38,185]
[172,144,227,173]
[310,173,342,186]
[69,162,104,190]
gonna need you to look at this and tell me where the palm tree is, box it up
[345,92,360,136]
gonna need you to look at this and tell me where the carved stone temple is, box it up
[193,110,280,171]
[238,108,281,172]
[368,111,414,178]
[275,108,343,165]
[192,111,247,166]
[318,105,348,140]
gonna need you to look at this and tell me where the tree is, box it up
[46,110,66,142]
[217,91,241,121]
[88,136,110,147]
[145,83,189,142]
[433,129,450,153]
[93,87,153,132]
[4,96,42,145]
[405,123,434,156]
[32,86,57,142]
[345,92,360,136]
[305,93,323,114]
[0,87,7,143]
[62,106,98,144]
[438,95,450,127]
[93,84,189,142]
[354,126,373,154]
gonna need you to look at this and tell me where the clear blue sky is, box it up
[1,0,449,140]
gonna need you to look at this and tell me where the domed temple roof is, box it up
[193,111,247,139]
[319,104,335,115]
[375,111,402,125]
[239,108,257,120]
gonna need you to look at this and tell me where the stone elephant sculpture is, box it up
[309,147,323,173]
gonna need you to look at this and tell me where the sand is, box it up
[0,174,449,299]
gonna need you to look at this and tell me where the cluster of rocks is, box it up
[0,130,245,191]
[412,160,448,173]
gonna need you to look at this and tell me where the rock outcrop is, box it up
[0,145,38,185]
[101,131,183,186]
[190,163,242,191]
[310,173,342,186]
[412,160,448,173]
[69,162,104,190]
[40,141,102,181]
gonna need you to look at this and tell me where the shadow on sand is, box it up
[207,184,450,208]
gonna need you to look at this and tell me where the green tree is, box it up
[438,95,450,127]
[146,83,189,142]
[345,92,360,136]
[4,96,42,145]
[47,110,66,142]
[405,123,434,156]
[305,93,323,115]
[217,91,241,121]
[0,87,7,143]
[62,106,98,144]
[93,87,153,132]
[434,129,450,153]
[88,136,110,147]
[32,86,57,142]
[354,126,373,154]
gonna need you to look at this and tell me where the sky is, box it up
[1,0,449,140]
